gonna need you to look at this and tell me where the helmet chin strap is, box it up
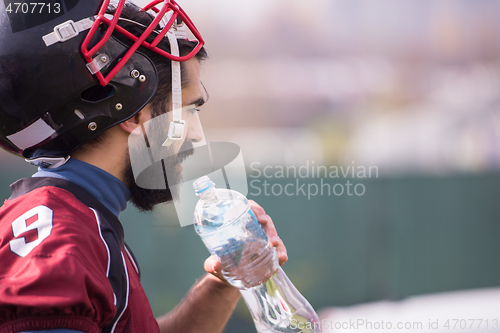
[162,27,185,146]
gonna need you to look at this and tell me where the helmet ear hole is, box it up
[81,84,116,103]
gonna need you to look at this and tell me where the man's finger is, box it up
[258,214,288,265]
[204,256,224,281]
[248,201,288,265]
[249,200,268,223]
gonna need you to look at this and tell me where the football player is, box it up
[0,0,288,332]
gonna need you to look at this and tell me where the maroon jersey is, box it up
[0,177,161,333]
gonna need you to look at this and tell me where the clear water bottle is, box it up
[193,176,322,332]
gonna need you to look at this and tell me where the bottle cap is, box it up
[193,176,215,194]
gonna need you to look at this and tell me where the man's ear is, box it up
[118,114,140,134]
[119,109,149,134]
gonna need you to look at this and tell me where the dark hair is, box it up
[109,1,208,117]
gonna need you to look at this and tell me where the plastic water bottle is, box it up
[193,176,322,332]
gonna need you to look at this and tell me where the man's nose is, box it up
[185,112,204,143]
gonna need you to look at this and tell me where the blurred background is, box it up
[1,0,500,331]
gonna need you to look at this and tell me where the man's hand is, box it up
[159,201,285,332]
[204,200,288,283]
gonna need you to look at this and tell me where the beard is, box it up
[124,140,195,212]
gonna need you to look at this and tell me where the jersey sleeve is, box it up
[0,187,117,333]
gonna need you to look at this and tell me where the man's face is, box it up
[125,58,206,212]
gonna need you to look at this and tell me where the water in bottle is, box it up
[193,176,322,332]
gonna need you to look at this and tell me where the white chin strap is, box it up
[162,28,185,146]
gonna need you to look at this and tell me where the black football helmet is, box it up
[0,0,204,167]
